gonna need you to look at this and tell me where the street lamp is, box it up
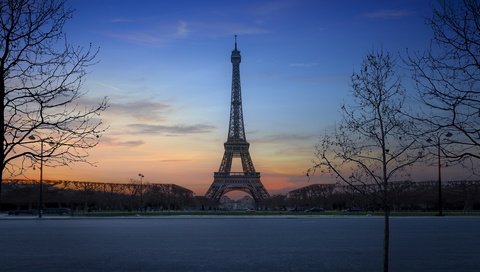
[28,135,53,218]
[138,173,144,212]
[427,132,452,216]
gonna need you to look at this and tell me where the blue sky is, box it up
[44,0,452,195]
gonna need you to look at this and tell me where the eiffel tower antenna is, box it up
[205,36,270,204]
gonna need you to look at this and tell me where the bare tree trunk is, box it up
[384,197,390,272]
[382,155,390,272]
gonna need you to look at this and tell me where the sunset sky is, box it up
[27,0,468,196]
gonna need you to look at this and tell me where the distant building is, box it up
[219,195,255,210]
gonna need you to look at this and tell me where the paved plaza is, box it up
[0,216,479,271]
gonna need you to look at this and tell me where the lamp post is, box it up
[427,132,452,216]
[28,135,50,218]
[138,173,144,212]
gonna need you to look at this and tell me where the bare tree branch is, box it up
[1,0,108,202]
[409,0,480,163]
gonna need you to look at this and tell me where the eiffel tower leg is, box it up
[218,150,233,173]
[206,173,270,204]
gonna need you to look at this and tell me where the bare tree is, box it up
[409,0,480,165]
[309,51,423,272]
[1,0,108,203]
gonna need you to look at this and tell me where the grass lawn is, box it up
[71,210,480,217]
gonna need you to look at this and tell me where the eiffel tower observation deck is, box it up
[205,36,270,203]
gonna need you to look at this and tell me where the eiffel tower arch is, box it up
[205,36,270,203]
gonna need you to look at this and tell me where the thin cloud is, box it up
[107,31,167,47]
[363,9,414,19]
[176,20,189,37]
[100,136,145,147]
[127,123,215,135]
[193,21,269,37]
[159,159,192,163]
[289,63,319,68]
[109,17,136,23]
[106,15,268,45]
[252,133,315,143]
[108,100,172,122]
[105,20,190,47]
[94,81,123,92]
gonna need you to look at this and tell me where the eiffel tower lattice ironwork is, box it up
[205,36,270,203]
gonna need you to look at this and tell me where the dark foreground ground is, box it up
[0,216,479,272]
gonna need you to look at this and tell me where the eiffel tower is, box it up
[205,36,270,203]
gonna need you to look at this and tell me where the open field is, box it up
[1,216,479,272]
[70,210,480,217]
[3,209,480,218]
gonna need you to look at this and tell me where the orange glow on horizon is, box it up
[17,150,324,197]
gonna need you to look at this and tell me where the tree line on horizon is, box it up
[2,178,479,213]
[1,179,195,212]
